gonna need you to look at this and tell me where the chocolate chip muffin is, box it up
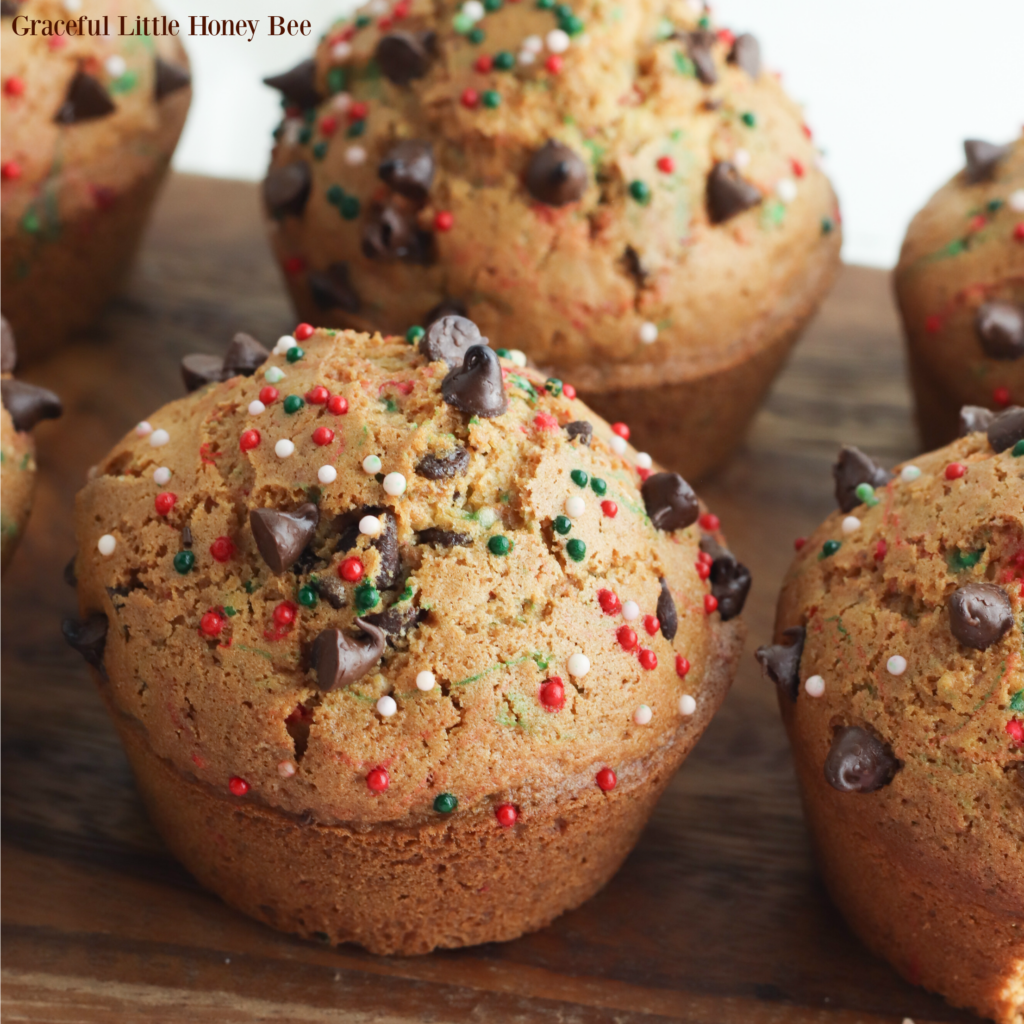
[895,134,1024,448]
[65,317,748,954]
[1,0,191,359]
[756,414,1024,1023]
[1,315,61,571]
[260,0,841,480]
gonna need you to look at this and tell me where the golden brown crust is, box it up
[0,399,35,573]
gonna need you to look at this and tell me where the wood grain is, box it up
[1,174,976,1023]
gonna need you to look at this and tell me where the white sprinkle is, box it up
[805,675,826,698]
[679,694,697,716]
[281,120,303,146]
[264,366,285,383]
[567,652,590,677]
[686,0,702,12]
[248,400,266,416]
[275,439,295,458]
[509,350,527,368]
[63,0,82,11]
[621,600,640,621]
[368,0,388,13]
[522,34,543,53]
[376,694,398,717]
[273,335,297,355]
[1009,189,1024,213]
[462,0,485,20]
[478,508,498,528]
[135,421,153,437]
[887,655,907,676]
[105,55,126,78]
[359,515,382,537]
[331,40,352,61]
[841,515,861,535]
[546,29,570,53]
[638,321,658,344]
[345,145,367,166]
[331,92,352,113]
[318,465,338,484]
[416,670,436,692]
[149,429,170,448]
[97,534,116,556]
[153,467,171,485]
[277,760,296,778]
[776,178,798,204]
[565,495,585,518]
[610,435,627,456]
[900,465,921,483]
[733,147,751,170]
[362,454,382,474]
[383,472,407,496]
[635,452,653,470]
[517,49,536,65]
[633,704,653,725]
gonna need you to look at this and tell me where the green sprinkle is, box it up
[545,377,563,397]
[987,198,1004,214]
[1013,439,1024,457]
[854,482,879,507]
[286,346,305,363]
[224,606,237,617]
[298,585,318,608]
[496,348,511,358]
[355,14,371,27]
[326,184,344,205]
[821,217,834,235]
[340,194,361,219]
[406,325,425,344]
[570,468,589,487]
[21,209,40,234]
[628,180,651,204]
[494,50,515,70]
[488,535,511,556]
[244,579,258,594]
[590,477,607,496]
[453,11,473,32]
[481,89,501,108]
[326,67,346,94]
[553,515,572,535]
[947,546,985,572]
[283,394,305,414]
[673,51,695,76]
[173,551,195,575]
[468,26,485,44]
[433,792,458,814]
[560,13,584,34]
[484,0,503,10]
[536,0,554,9]
[298,126,312,145]
[820,540,841,559]
[554,3,572,17]
[1009,689,1024,713]
[355,582,380,612]
[698,14,710,28]
[741,111,757,128]
[346,120,366,138]
[566,538,586,562]
[312,141,328,161]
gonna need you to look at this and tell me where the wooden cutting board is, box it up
[0,173,978,1024]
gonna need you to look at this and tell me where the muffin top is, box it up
[263,0,839,390]
[0,0,190,228]
[71,322,748,825]
[764,413,1024,902]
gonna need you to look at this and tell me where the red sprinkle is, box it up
[601,500,618,518]
[1006,720,1024,747]
[339,556,365,582]
[696,561,711,580]
[545,54,563,74]
[656,155,675,174]
[239,429,260,451]
[228,776,250,796]
[305,386,328,405]
[154,492,177,516]
[533,411,558,431]
[474,54,493,72]
[313,426,336,446]
[993,386,1012,408]
[794,537,807,551]
[495,803,518,827]
[675,655,690,678]
[611,422,630,440]
[790,158,806,178]
[393,0,410,17]
[637,467,651,482]
[699,512,720,532]
[1015,223,1024,242]
[284,256,305,275]
[698,551,713,565]
[4,76,25,97]
[596,767,617,792]
[968,214,987,233]
[200,610,225,637]
[1,160,21,180]
[434,210,454,231]
[273,601,297,627]
[617,625,638,651]
[643,615,660,636]
[924,314,943,334]
[327,394,349,415]
[210,537,235,562]
[539,677,565,711]
[597,588,621,615]
[945,462,966,480]
[319,115,338,136]
[704,594,719,614]
[638,648,657,670]
[294,323,314,341]
[716,28,735,46]
[366,767,390,792]
[259,385,279,404]
[562,383,576,400]
[460,88,479,109]
[349,100,369,121]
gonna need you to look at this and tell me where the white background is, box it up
[164,0,1024,268]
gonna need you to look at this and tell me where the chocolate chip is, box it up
[833,446,892,513]
[641,472,699,531]
[361,203,432,263]
[975,301,1024,360]
[948,583,1013,650]
[728,33,761,77]
[263,58,321,109]
[416,528,471,548]
[263,161,312,219]
[181,526,193,548]
[154,57,190,100]
[0,1,19,15]
[525,141,588,206]
[310,620,386,691]
[0,379,62,432]
[376,32,434,85]
[223,332,270,377]
[250,503,319,574]
[564,420,592,445]
[312,575,346,609]
[657,578,678,641]
[959,405,995,436]
[420,315,485,368]
[1,316,16,373]
[442,345,508,418]
[363,606,424,641]
[378,140,434,203]
[987,406,1024,453]
[754,626,805,702]
[622,246,647,286]
[425,298,467,325]
[308,262,360,313]
[416,446,470,479]
[706,161,761,223]
[62,614,108,671]
[55,72,115,124]
[824,726,898,793]
[710,553,751,621]
[964,139,1011,184]
[63,554,77,587]
[180,353,225,393]
[374,512,400,589]
[687,32,717,84]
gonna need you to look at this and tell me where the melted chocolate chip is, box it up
[312,575,346,609]
[180,353,225,393]
[416,446,470,479]
[1,316,16,373]
[154,57,190,100]
[641,472,699,532]
[948,583,1013,650]
[987,406,1024,453]
[442,345,508,418]
[564,420,592,445]
[308,263,360,313]
[62,613,108,671]
[55,72,115,124]
[975,301,1024,360]
[706,161,761,223]
[959,405,994,436]
[833,446,892,513]
[374,512,401,589]
[687,32,717,84]
[964,139,1011,184]
[250,503,319,574]
[311,620,386,691]
[263,161,312,219]
[223,332,270,376]
[361,203,432,263]
[0,379,62,432]
[363,606,424,642]
[754,626,805,702]
[420,315,485,368]
[657,578,678,641]
[525,141,588,206]
[378,140,435,203]
[263,58,321,109]
[824,726,898,793]
[622,246,648,286]
[710,552,751,621]
[728,33,761,77]
[376,31,434,85]
[425,298,467,325]
[416,528,471,548]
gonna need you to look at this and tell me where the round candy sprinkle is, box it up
[565,495,585,518]
[676,655,691,677]
[805,675,825,698]
[307,386,330,405]
[945,462,966,480]
[508,350,527,367]
[900,465,921,483]
[97,534,116,556]
[416,670,436,692]
[283,395,305,414]
[298,585,318,608]
[274,335,297,355]
[776,178,798,203]
[821,540,841,558]
[434,210,454,231]
[611,422,630,440]
[294,323,314,341]
[638,649,657,670]
[286,347,305,364]
[546,28,570,51]
[173,550,195,575]
[590,477,607,496]
[567,652,590,677]
[656,156,675,174]
[366,767,389,792]
[278,760,296,778]
[149,429,170,448]
[886,655,907,676]
[553,515,571,535]
[434,792,458,813]
[240,429,260,451]
[841,516,861,535]
[406,325,425,344]
[228,776,250,796]
[1013,440,1024,458]
[359,515,382,537]
[539,676,565,710]
[704,594,719,614]
[595,767,616,791]
[570,469,588,487]
[210,537,235,562]
[617,626,638,651]
[264,366,286,384]
[488,535,511,556]
[545,53,563,73]
[275,439,295,458]
[155,492,177,516]
[377,694,398,717]
[247,400,266,416]
[383,472,407,496]
[318,465,338,484]
[313,427,335,446]
[481,90,500,109]
[633,704,653,725]
[495,804,518,827]
[259,386,279,404]
[153,467,171,485]
[598,589,620,614]
[1010,189,1024,213]
[522,33,543,52]
[362,455,382,474]
[643,615,659,636]
[635,452,653,470]
[135,421,153,437]
[566,539,586,562]
[273,602,296,627]
[679,694,697,716]
[628,180,650,204]
[621,600,640,621]
[355,583,380,611]
[200,610,225,637]
[639,322,658,344]
[328,395,349,415]
[339,557,364,581]
[601,500,618,518]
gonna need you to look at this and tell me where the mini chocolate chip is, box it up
[657,578,678,641]
[525,141,588,206]
[416,446,470,479]
[376,31,433,84]
[180,353,225,393]
[441,345,508,418]
[154,57,190,100]
[710,554,751,621]
[687,32,717,84]
[987,406,1024,453]
[263,58,321,109]
[0,379,62,432]
[363,606,424,641]
[416,528,471,548]
[223,332,270,377]
[250,503,319,574]
[975,301,1024,360]
[1,316,16,373]
[959,405,995,436]
[564,420,592,445]
[374,512,401,589]
[420,315,485,368]
[361,203,432,263]
[948,583,1013,650]
[706,161,761,223]
[964,139,1011,184]
[308,262,360,313]
[63,554,77,587]
[728,33,761,77]
[181,526,193,548]
[312,575,346,609]
[311,620,386,691]
[425,298,467,325]
[378,140,434,203]
[55,72,115,124]
[641,472,699,531]
[622,246,648,286]
[754,626,805,702]
[833,446,892,513]
[824,726,898,793]
[263,161,312,219]
[62,614,108,671]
